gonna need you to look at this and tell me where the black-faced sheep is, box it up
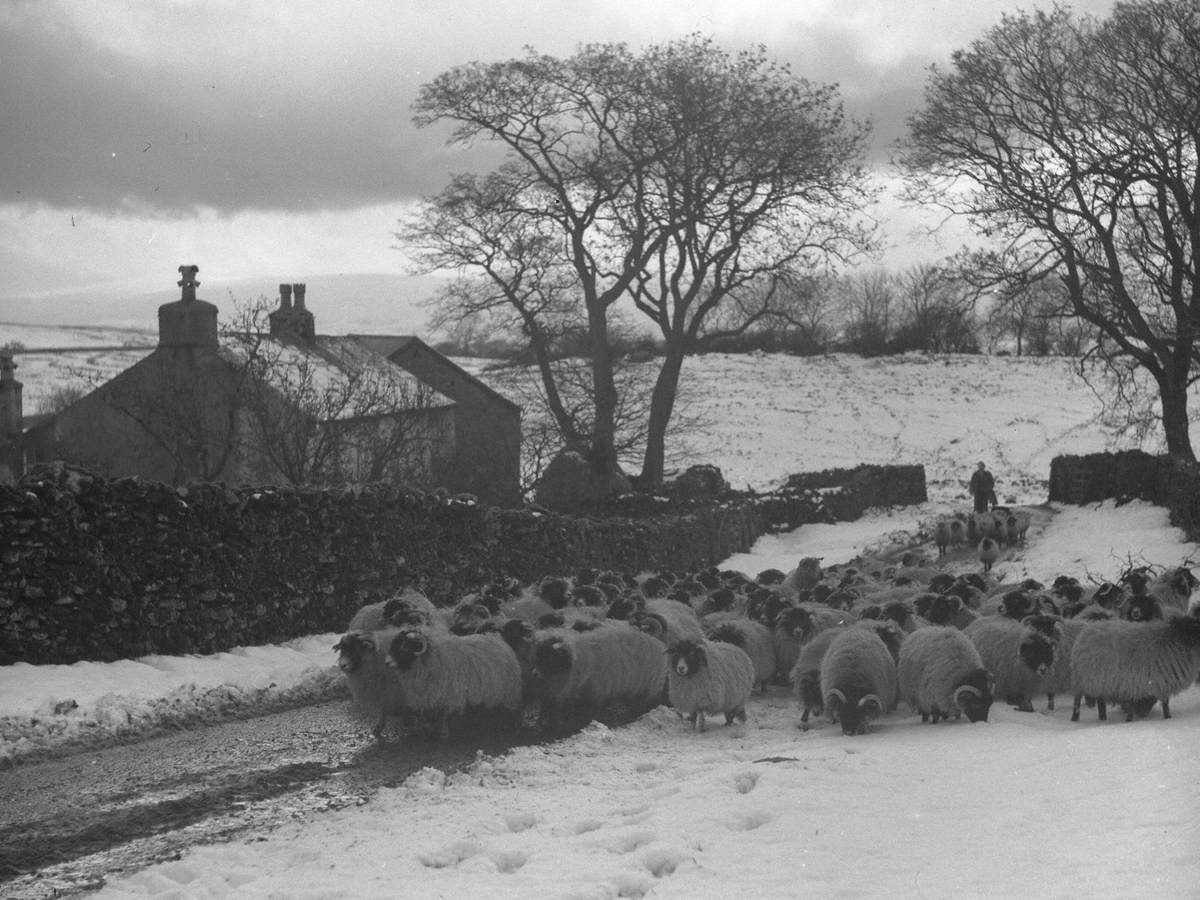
[898,626,994,724]
[703,616,777,694]
[789,625,844,724]
[529,623,669,731]
[1122,566,1198,614]
[334,628,405,739]
[383,627,524,738]
[819,625,899,736]
[665,638,756,733]
[965,615,1054,712]
[978,537,1000,574]
[1069,610,1200,722]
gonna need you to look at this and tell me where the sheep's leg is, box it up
[1046,693,1055,711]
[1096,698,1107,721]
[930,709,941,724]
[800,707,811,723]
[1071,694,1082,722]
[695,711,707,733]
[1162,697,1171,719]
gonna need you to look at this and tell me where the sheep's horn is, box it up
[825,688,847,705]
[955,685,982,700]
[859,693,882,711]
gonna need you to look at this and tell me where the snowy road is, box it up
[0,698,545,899]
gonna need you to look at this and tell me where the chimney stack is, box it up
[159,264,219,348]
[279,283,293,310]
[0,351,24,440]
[268,281,316,343]
[293,283,306,311]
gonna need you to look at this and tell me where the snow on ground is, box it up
[4,500,1199,898]
[4,341,1200,896]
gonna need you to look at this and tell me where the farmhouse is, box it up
[0,267,522,506]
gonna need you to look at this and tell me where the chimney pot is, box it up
[279,284,293,310]
[177,264,200,303]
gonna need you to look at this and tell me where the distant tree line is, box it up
[430,261,1093,362]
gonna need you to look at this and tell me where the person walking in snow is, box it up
[969,461,996,513]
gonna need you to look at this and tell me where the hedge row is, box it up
[1,462,927,665]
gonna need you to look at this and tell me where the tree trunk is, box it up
[1159,376,1196,461]
[639,349,685,487]
[587,302,621,480]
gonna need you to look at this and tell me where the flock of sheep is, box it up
[333,505,1200,740]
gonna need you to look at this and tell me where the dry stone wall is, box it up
[1048,450,1200,540]
[1,462,927,665]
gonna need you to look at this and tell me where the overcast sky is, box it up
[0,0,1118,321]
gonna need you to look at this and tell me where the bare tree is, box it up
[900,1,1200,459]
[406,35,875,490]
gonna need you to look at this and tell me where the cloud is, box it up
[2,0,1116,218]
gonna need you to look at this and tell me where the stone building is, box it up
[5,266,522,505]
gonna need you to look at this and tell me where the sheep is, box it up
[1122,566,1198,614]
[383,627,525,738]
[965,615,1054,712]
[631,597,705,646]
[790,626,844,724]
[771,604,842,683]
[934,518,954,558]
[978,537,1000,573]
[665,638,756,733]
[897,626,994,724]
[915,593,978,630]
[346,588,439,632]
[703,616,777,693]
[819,625,899,736]
[779,557,825,598]
[529,623,669,731]
[333,627,406,739]
[1069,610,1200,722]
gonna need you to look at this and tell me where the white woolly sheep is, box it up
[978,537,1000,574]
[530,623,669,731]
[790,626,844,724]
[703,615,777,693]
[819,625,899,735]
[1069,610,1200,722]
[384,627,524,738]
[965,615,1054,712]
[333,627,406,739]
[665,637,756,733]
[778,557,825,598]
[898,626,994,724]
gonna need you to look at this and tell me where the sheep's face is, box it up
[954,670,994,723]
[1052,579,1084,604]
[386,630,429,670]
[928,573,956,594]
[498,618,534,655]
[1122,596,1163,622]
[1093,583,1124,608]
[756,568,786,586]
[862,621,904,663]
[707,588,736,612]
[641,576,670,598]
[334,633,373,674]
[572,585,608,608]
[538,577,570,608]
[667,639,705,677]
[606,594,642,621]
[1020,613,1064,639]
[881,601,913,629]
[997,592,1035,620]
[923,595,960,626]
[1018,633,1055,677]
[383,598,429,628]
[830,691,881,736]
[775,607,812,642]
[532,640,572,679]
[1120,569,1151,595]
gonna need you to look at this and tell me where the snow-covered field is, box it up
[4,326,1200,897]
